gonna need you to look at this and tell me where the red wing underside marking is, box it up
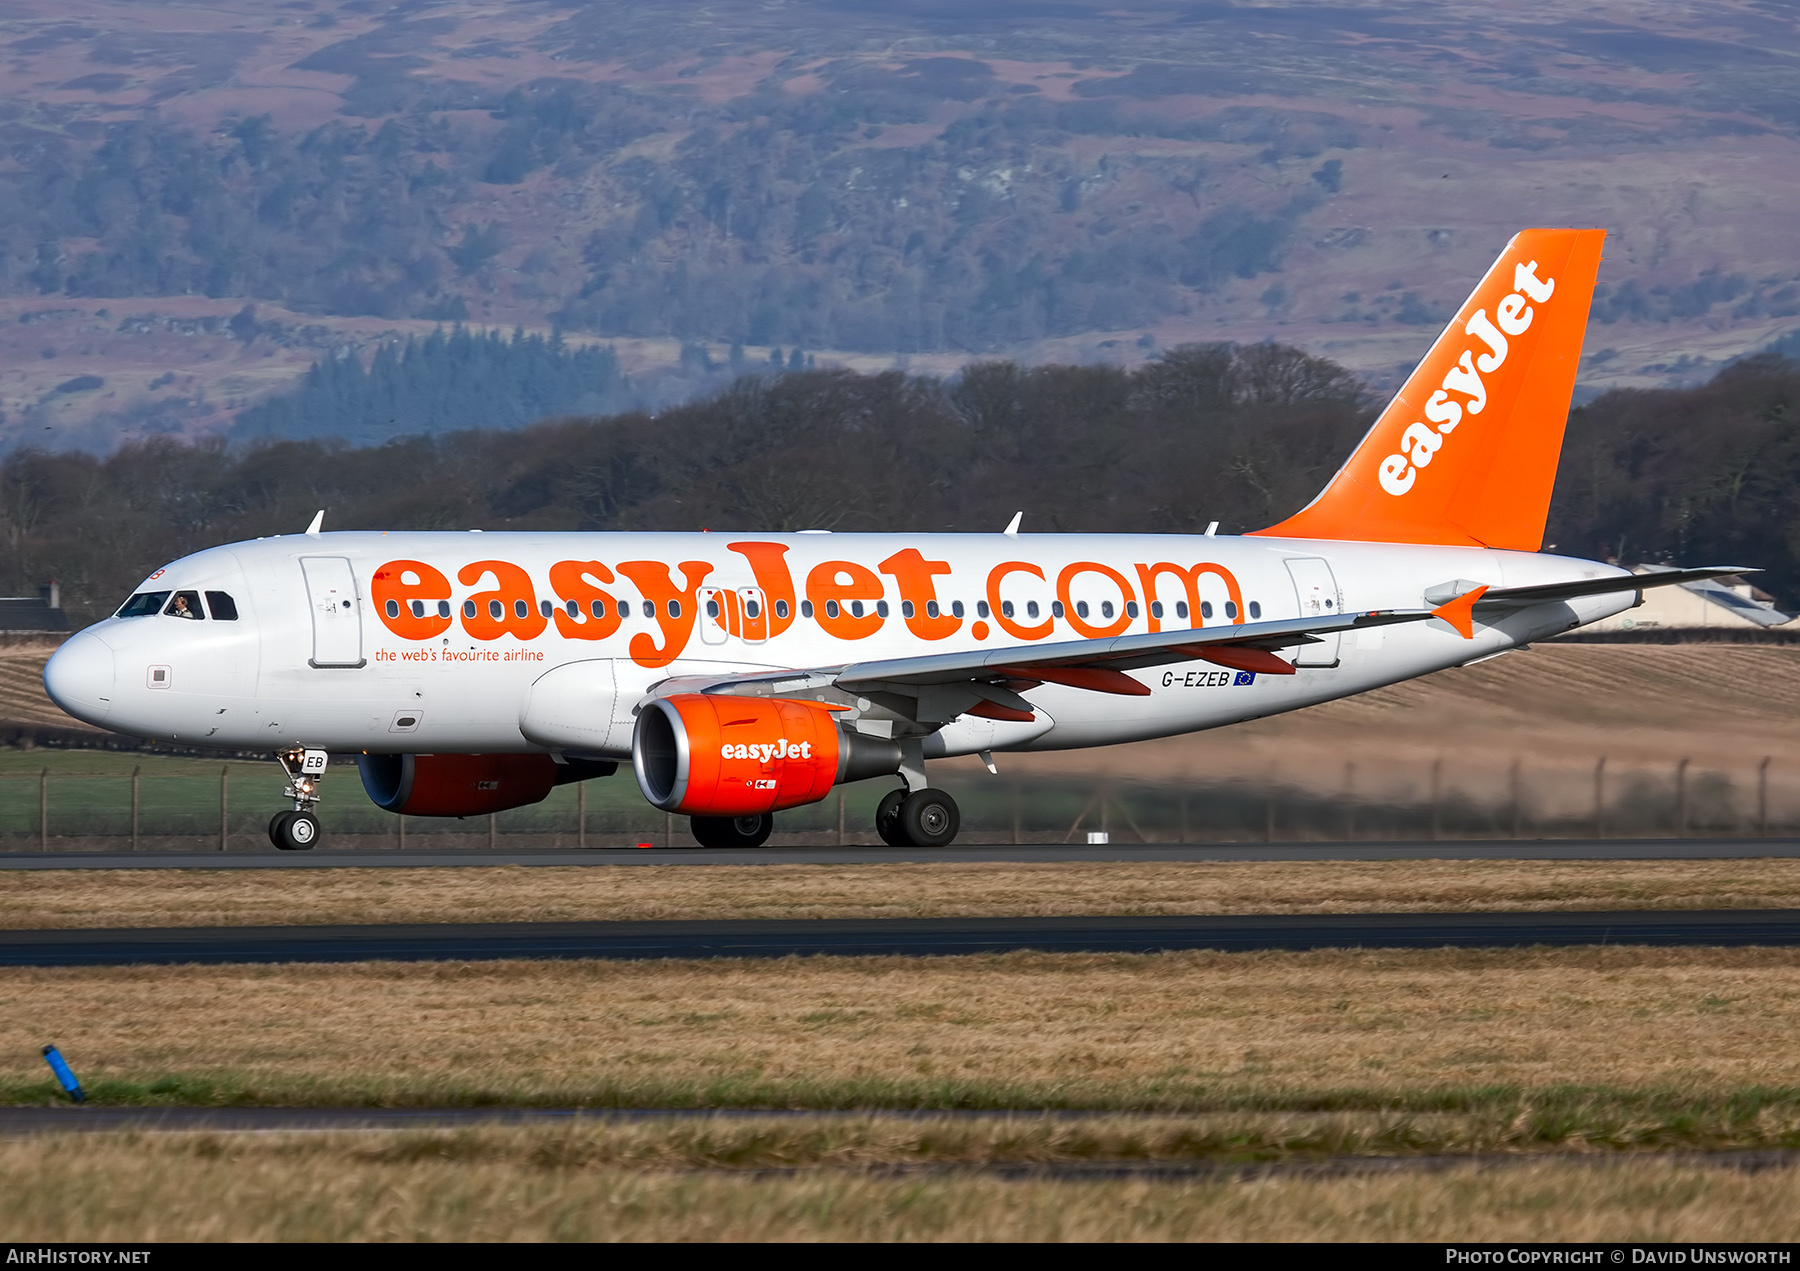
[989,665,1152,696]
[1174,645,1297,676]
[967,700,1037,722]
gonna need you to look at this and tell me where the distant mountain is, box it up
[2,0,1798,451]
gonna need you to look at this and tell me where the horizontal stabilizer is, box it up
[1474,567,1757,610]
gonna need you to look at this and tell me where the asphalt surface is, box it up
[4,909,1799,966]
[6,837,1800,868]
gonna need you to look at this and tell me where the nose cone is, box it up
[44,629,115,727]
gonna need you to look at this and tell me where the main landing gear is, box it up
[689,813,775,849]
[875,786,961,848]
[269,746,328,851]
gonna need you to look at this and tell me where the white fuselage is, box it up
[44,531,1634,765]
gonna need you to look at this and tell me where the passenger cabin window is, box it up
[800,600,814,618]
[617,600,629,619]
[926,600,940,619]
[901,601,914,619]
[1151,601,1164,619]
[951,600,964,619]
[1224,601,1238,620]
[118,592,170,618]
[463,601,478,619]
[1248,601,1262,619]
[205,592,239,621]
[745,598,761,619]
[164,591,204,620]
[774,599,790,620]
[1052,601,1065,618]
[641,600,654,618]
[1001,600,1014,619]
[386,600,401,619]
[977,601,990,619]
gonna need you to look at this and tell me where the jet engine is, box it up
[633,694,902,816]
[357,752,616,817]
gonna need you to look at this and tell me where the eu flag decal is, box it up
[1233,671,1257,686]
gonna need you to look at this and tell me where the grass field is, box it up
[5,858,1800,929]
[8,939,1800,1239]
[6,947,1800,1110]
[1,1128,1796,1241]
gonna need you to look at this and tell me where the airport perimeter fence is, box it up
[0,755,1792,852]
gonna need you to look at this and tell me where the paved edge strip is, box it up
[4,839,1800,869]
[1,910,1797,966]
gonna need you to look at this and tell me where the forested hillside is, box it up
[1,346,1795,627]
[2,74,1299,353]
[4,0,1800,453]
[232,327,630,445]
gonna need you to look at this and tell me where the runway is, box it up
[3,909,1798,966]
[5,837,1800,868]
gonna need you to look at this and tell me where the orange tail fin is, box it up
[1251,228,1605,551]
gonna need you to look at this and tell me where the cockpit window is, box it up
[205,591,239,621]
[164,591,204,620]
[117,592,170,618]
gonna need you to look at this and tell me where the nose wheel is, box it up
[875,786,960,848]
[268,809,320,851]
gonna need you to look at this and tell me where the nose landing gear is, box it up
[270,747,329,851]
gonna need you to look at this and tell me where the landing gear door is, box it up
[1285,557,1342,668]
[300,556,365,668]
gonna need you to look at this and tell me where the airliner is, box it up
[42,228,1742,849]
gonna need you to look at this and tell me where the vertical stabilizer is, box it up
[1251,228,1604,550]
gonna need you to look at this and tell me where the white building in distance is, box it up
[1583,565,1791,634]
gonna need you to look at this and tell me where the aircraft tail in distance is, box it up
[1252,227,1605,551]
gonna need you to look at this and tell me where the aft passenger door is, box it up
[300,556,365,668]
[1285,557,1342,668]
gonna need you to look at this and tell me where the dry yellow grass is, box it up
[5,947,1800,1106]
[9,858,1800,929]
[0,1129,1796,1241]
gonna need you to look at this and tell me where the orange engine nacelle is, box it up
[634,694,871,817]
[357,752,615,818]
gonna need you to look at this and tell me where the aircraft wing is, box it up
[833,608,1424,686]
[655,607,1437,724]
